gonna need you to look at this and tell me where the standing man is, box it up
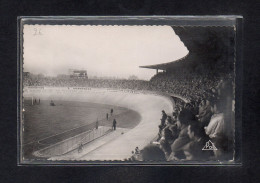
[112,119,117,130]
[110,108,113,116]
[161,110,167,126]
[106,113,109,120]
[96,118,99,129]
[157,110,168,141]
[78,142,83,153]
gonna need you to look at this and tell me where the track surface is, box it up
[23,100,140,159]
[23,87,173,160]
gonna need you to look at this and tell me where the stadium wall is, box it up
[24,87,174,160]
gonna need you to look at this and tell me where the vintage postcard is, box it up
[18,17,241,164]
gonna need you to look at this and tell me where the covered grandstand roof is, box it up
[139,26,235,72]
[139,54,189,70]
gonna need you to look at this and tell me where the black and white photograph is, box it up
[19,19,238,164]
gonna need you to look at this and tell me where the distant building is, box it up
[69,69,88,79]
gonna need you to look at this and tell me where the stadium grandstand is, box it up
[131,26,235,161]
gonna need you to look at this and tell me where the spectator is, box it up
[204,100,233,160]
[168,109,195,160]
[204,100,227,139]
[197,99,213,127]
[183,123,212,160]
[161,110,167,125]
[135,147,140,154]
[159,122,178,158]
[157,110,168,141]
[140,145,166,161]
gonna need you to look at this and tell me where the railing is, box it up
[34,126,111,157]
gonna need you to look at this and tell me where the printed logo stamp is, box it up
[202,140,217,150]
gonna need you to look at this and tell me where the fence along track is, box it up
[34,126,111,157]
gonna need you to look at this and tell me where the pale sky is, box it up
[23,25,188,80]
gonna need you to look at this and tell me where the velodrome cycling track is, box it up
[23,87,174,161]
